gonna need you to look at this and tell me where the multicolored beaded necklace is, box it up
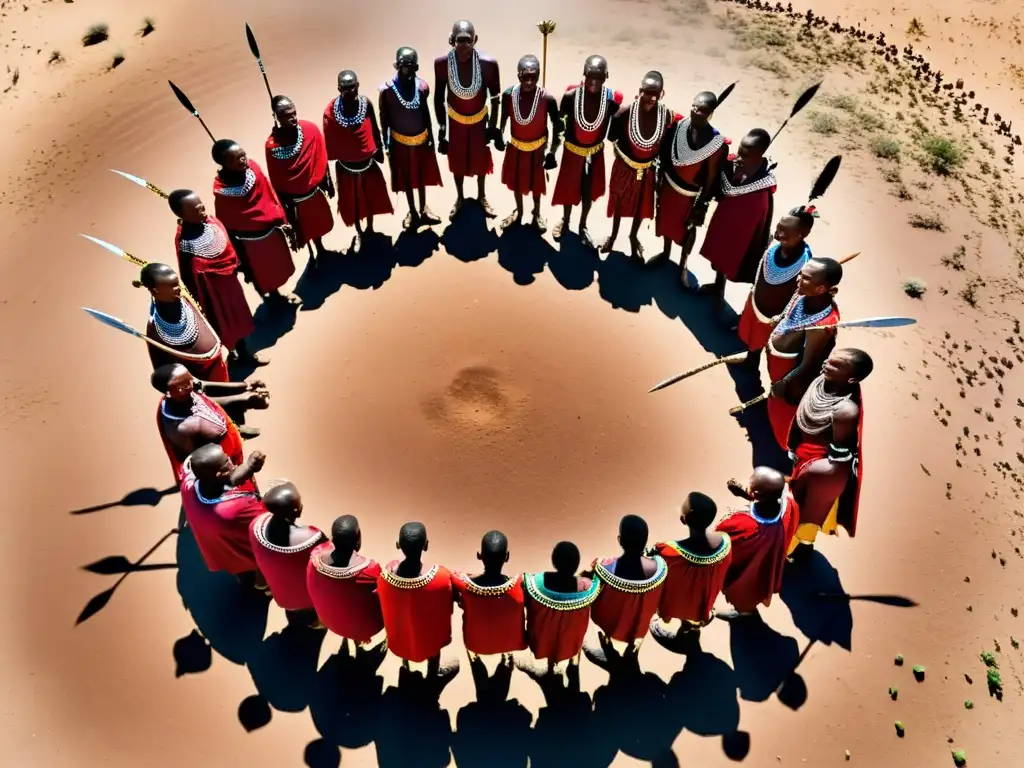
[333,95,368,128]
[216,168,256,197]
[771,295,834,339]
[389,76,421,110]
[178,220,228,258]
[269,123,304,160]
[760,242,811,286]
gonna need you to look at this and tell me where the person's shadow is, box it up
[664,648,747,761]
[596,250,656,314]
[70,484,178,515]
[547,232,599,292]
[497,226,555,286]
[395,228,441,269]
[308,640,388,754]
[728,616,804,707]
[246,622,327,714]
[452,655,533,768]
[443,205,501,264]
[373,664,458,768]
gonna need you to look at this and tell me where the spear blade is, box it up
[79,234,147,268]
[109,169,169,199]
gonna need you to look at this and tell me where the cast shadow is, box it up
[524,664,616,768]
[229,301,300,379]
[308,641,387,752]
[246,622,328,714]
[591,656,676,765]
[373,665,457,768]
[728,617,803,706]
[547,232,599,291]
[70,484,178,515]
[596,250,655,314]
[294,234,398,311]
[497,225,555,286]
[395,228,441,269]
[442,204,501,264]
[452,656,533,768]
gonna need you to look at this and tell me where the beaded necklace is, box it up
[269,123,304,160]
[760,242,811,286]
[333,94,368,128]
[151,299,198,347]
[627,101,667,151]
[665,535,732,566]
[447,49,482,100]
[772,295,834,339]
[380,563,438,589]
[389,76,421,110]
[720,165,776,197]
[671,118,724,166]
[160,392,227,432]
[574,85,608,133]
[524,572,601,612]
[195,484,256,506]
[178,220,228,258]
[252,512,325,554]
[215,168,256,197]
[750,496,786,525]
[795,375,851,435]
[511,84,541,125]
[313,549,371,579]
[594,555,668,594]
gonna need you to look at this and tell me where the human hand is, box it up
[246,379,266,391]
[436,132,448,155]
[247,390,270,409]
[247,451,267,472]
[770,379,787,399]
[543,152,558,170]
[374,148,385,164]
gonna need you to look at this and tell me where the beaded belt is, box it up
[564,140,603,158]
[614,143,655,180]
[447,105,488,125]
[391,129,428,147]
[335,158,374,174]
[664,173,701,197]
[510,136,547,152]
[234,226,282,242]
[293,187,324,203]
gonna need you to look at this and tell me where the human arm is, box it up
[433,58,448,150]
[208,390,269,410]
[420,84,436,149]
[499,89,510,138]
[367,101,385,164]
[606,107,626,144]
[690,143,727,227]
[228,450,266,486]
[486,59,503,148]
[658,120,677,169]
[771,327,835,401]
[545,94,563,169]
[377,88,391,152]
[829,399,860,460]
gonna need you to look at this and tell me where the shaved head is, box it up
[271,95,294,112]
[551,541,581,575]
[338,70,358,89]
[189,444,228,482]
[618,514,650,554]
[682,491,718,529]
[694,90,717,108]
[263,481,302,519]
[395,47,418,73]
[451,19,476,40]
[518,55,540,74]
[742,128,772,153]
[398,521,428,557]
[749,466,786,501]
[641,70,664,91]
[331,514,360,553]
[584,54,609,78]
[479,529,509,570]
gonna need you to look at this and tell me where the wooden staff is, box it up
[82,307,222,362]
[648,351,747,393]
[537,20,556,88]
[245,23,276,119]
[79,233,199,306]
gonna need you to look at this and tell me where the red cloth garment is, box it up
[156,391,244,483]
[590,555,668,642]
[737,291,773,352]
[213,161,296,295]
[655,183,698,245]
[323,96,394,225]
[716,492,799,612]
[378,77,444,193]
[388,141,444,193]
[700,163,776,282]
[655,536,733,624]
[306,545,385,642]
[451,572,528,655]
[605,105,676,220]
[377,562,453,663]
[145,312,231,383]
[501,87,550,195]
[656,122,727,244]
[523,572,601,664]
[436,54,493,178]
[551,86,623,207]
[180,469,263,575]
[247,514,325,611]
[264,120,335,244]
[175,218,255,352]
[790,385,864,536]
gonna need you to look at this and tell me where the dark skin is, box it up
[190,445,266,503]
[651,92,724,283]
[216,143,301,306]
[498,56,562,233]
[769,260,839,402]
[327,526,364,568]
[434,20,502,219]
[792,351,861,465]
[263,483,321,547]
[726,465,787,503]
[378,48,443,230]
[394,534,430,579]
[601,74,665,260]
[469,545,510,587]
[676,499,725,555]
[334,73,384,252]
[271,99,331,260]
[553,56,613,248]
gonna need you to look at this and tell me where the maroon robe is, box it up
[656,120,727,245]
[501,86,553,195]
[264,119,335,246]
[435,51,497,178]
[323,95,395,226]
[606,104,678,220]
[378,76,444,193]
[551,85,623,206]
[700,159,776,282]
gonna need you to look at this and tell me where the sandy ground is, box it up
[2,0,1024,765]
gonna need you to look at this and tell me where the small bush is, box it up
[909,212,945,231]
[82,23,109,47]
[139,17,156,37]
[857,111,887,132]
[741,52,790,78]
[960,278,982,308]
[903,278,927,298]
[921,135,964,174]
[907,18,926,37]
[871,136,901,159]
[824,93,858,111]
[941,245,966,271]
[809,111,840,135]
[110,51,125,70]
[48,49,64,65]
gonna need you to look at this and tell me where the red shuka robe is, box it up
[213,161,296,295]
[737,242,814,352]
[451,572,528,655]
[716,492,799,612]
[146,298,231,383]
[265,119,335,245]
[378,77,444,193]
[322,95,394,226]
[656,120,727,245]
[436,52,495,178]
[156,391,244,483]
[306,545,385,642]
[501,86,551,195]
[552,85,623,206]
[590,555,668,642]
[523,572,601,664]
[655,536,733,625]
[790,384,865,537]
[766,298,841,449]
[377,562,453,663]
[701,160,776,282]
[180,469,263,575]
[248,513,326,611]
[174,217,255,353]
[606,104,678,220]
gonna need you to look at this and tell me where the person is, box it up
[765,256,843,450]
[377,522,455,674]
[714,467,799,621]
[249,481,326,627]
[602,72,676,261]
[323,71,394,253]
[211,138,300,305]
[698,128,776,312]
[523,541,601,673]
[180,443,267,582]
[434,20,502,219]
[151,363,267,480]
[586,514,667,663]
[451,530,527,661]
[737,208,816,355]
[168,191,260,365]
[306,515,386,647]
[378,47,443,230]
[787,348,871,562]
[136,261,259,377]
[497,54,562,232]
[652,91,727,284]
[265,96,336,264]
[551,55,623,247]
[649,492,733,649]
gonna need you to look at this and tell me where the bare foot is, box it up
[420,207,442,226]
[552,219,567,240]
[532,212,547,234]
[714,609,761,622]
[501,210,521,230]
[600,236,615,254]
[579,227,596,250]
[449,198,465,220]
[629,237,644,262]
[479,198,496,218]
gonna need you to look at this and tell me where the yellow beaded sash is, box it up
[564,140,603,158]
[510,136,547,152]
[614,143,655,180]
[593,555,668,594]
[663,535,732,566]
[447,105,488,125]
[392,129,428,147]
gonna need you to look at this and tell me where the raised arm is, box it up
[228,450,265,487]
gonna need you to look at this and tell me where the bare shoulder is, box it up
[835,398,860,422]
[433,54,448,72]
